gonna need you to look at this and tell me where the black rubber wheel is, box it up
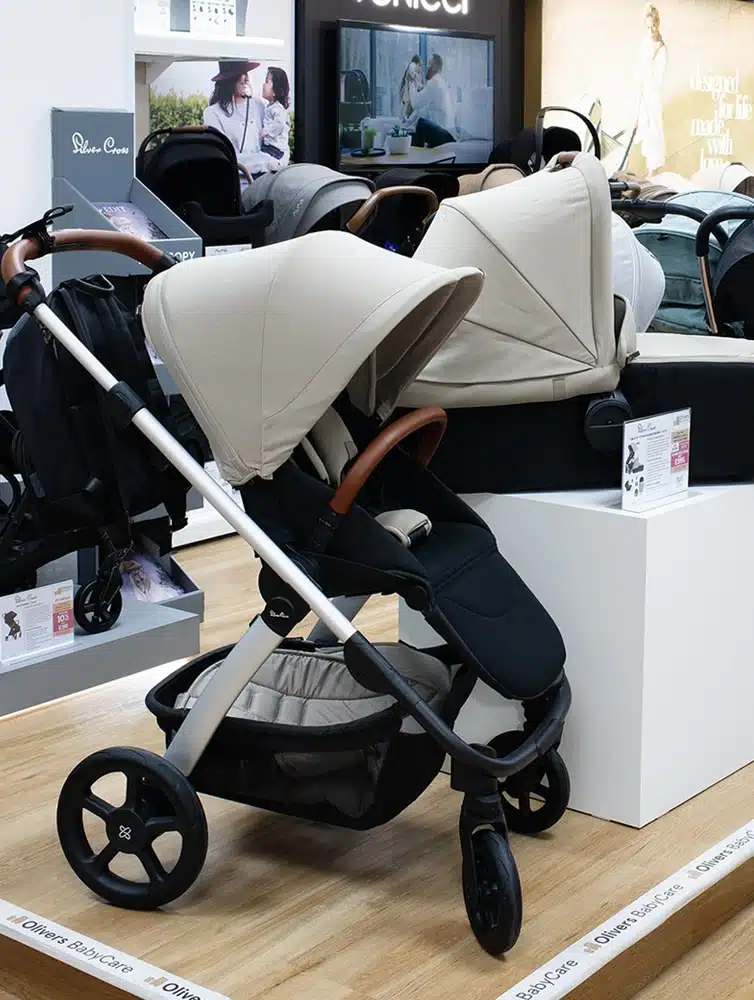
[74,581,123,634]
[489,731,571,835]
[462,829,523,956]
[57,747,208,910]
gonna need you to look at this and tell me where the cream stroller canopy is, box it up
[141,230,483,485]
[400,152,637,409]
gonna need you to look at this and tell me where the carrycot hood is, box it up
[401,152,633,408]
[242,164,375,244]
[691,162,754,197]
[141,230,483,485]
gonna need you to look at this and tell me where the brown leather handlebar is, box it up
[330,406,448,516]
[346,186,441,236]
[1,228,175,289]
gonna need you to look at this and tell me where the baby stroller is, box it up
[136,126,274,249]
[618,190,754,337]
[242,163,440,256]
[4,610,21,640]
[3,224,573,956]
[0,210,204,629]
[399,152,754,492]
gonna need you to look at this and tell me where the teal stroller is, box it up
[615,190,754,336]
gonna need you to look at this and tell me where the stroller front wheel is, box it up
[462,829,523,956]
[74,580,123,635]
[490,731,571,835]
[56,747,208,910]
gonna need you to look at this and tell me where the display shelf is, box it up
[135,30,285,83]
[0,599,199,717]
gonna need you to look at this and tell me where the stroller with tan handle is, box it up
[2,220,572,956]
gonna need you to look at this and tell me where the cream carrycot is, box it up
[399,153,754,493]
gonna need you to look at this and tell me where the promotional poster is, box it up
[540,0,754,181]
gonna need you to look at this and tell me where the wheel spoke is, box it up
[534,784,549,799]
[146,816,179,841]
[519,795,532,815]
[139,845,168,884]
[124,773,143,810]
[89,841,118,873]
[83,793,114,821]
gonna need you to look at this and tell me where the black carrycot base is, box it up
[426,360,754,495]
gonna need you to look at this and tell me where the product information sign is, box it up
[0,581,75,668]
[205,243,252,257]
[621,409,691,513]
[190,1,236,36]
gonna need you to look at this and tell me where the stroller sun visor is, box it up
[141,230,483,486]
[401,152,636,409]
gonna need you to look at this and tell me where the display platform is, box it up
[0,646,753,1000]
[400,483,754,829]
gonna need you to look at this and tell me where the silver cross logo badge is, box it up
[119,826,132,841]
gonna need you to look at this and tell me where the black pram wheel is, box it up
[56,747,208,910]
[462,829,522,956]
[74,579,123,634]
[490,732,571,835]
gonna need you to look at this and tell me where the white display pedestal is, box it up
[399,485,754,828]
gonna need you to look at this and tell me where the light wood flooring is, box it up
[0,536,751,1000]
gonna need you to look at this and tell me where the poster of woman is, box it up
[539,0,754,184]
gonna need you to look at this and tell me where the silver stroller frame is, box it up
[2,223,570,957]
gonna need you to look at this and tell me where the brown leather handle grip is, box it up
[330,406,448,517]
[1,228,175,289]
[346,186,441,236]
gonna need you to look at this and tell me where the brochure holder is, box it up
[50,108,202,285]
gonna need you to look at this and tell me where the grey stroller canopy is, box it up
[142,229,484,484]
[400,152,641,409]
[241,164,374,245]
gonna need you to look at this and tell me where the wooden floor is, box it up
[0,536,752,1000]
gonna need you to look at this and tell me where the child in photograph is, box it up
[260,67,292,162]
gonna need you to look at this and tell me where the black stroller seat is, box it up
[136,126,273,248]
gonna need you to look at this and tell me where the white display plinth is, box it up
[399,485,754,828]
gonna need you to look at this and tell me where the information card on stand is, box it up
[0,581,75,668]
[622,409,691,512]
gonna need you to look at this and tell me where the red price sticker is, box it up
[53,607,73,636]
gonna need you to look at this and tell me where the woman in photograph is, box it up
[399,55,425,117]
[260,67,292,166]
[634,4,668,174]
[203,60,281,188]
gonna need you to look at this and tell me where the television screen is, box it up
[338,19,495,170]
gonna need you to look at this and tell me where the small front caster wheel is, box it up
[462,829,523,956]
[57,747,208,910]
[490,731,571,835]
[74,580,123,635]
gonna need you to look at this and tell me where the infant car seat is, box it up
[136,126,273,248]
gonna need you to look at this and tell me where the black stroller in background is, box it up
[3,220,572,957]
[136,126,274,249]
[0,211,205,631]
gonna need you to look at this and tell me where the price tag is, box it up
[622,409,691,512]
[0,581,75,668]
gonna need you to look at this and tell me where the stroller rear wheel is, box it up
[462,829,522,956]
[57,747,208,910]
[74,579,123,634]
[490,731,571,835]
